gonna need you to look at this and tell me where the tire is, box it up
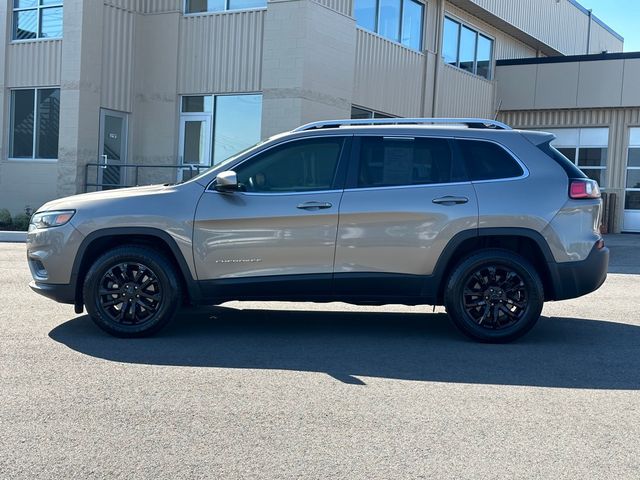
[444,249,544,343]
[83,245,181,338]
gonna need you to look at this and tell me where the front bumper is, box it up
[29,280,76,304]
[547,243,609,301]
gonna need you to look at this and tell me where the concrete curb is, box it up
[0,231,27,243]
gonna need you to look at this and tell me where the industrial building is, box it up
[1,0,638,231]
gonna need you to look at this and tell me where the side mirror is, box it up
[214,170,239,192]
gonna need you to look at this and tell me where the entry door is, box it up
[624,128,640,232]
[179,115,211,181]
[99,109,128,189]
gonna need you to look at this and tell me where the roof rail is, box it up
[292,118,512,132]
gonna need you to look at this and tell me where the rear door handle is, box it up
[297,201,333,210]
[432,196,469,205]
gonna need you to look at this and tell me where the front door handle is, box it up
[297,201,333,210]
[432,196,469,205]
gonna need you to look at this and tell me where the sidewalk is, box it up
[0,231,26,242]
[605,234,640,274]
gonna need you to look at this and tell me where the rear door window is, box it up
[356,136,466,188]
[456,139,524,181]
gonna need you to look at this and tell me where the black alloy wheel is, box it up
[461,264,528,330]
[97,262,162,326]
[444,249,544,343]
[83,246,181,337]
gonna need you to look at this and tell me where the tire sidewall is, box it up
[83,246,181,338]
[445,250,544,343]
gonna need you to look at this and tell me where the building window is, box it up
[548,128,609,188]
[9,88,60,160]
[13,0,63,41]
[443,16,493,80]
[179,94,262,168]
[625,128,640,213]
[184,0,266,14]
[354,0,424,51]
[351,106,395,119]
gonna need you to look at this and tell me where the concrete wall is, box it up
[499,108,640,233]
[261,0,355,137]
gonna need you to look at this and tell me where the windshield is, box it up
[185,139,269,184]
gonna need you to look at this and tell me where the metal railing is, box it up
[84,161,210,192]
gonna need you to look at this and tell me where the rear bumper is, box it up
[29,280,76,304]
[548,243,609,301]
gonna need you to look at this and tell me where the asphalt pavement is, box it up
[1,236,639,479]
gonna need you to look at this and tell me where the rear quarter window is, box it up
[457,139,524,181]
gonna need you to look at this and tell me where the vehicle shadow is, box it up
[49,306,640,389]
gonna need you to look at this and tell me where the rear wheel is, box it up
[444,249,544,343]
[83,246,181,338]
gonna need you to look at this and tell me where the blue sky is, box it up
[579,1,640,52]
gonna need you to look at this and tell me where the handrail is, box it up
[83,162,209,192]
[292,117,512,132]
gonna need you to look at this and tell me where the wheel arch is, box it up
[71,227,200,311]
[433,228,556,303]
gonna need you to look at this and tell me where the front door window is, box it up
[99,109,128,190]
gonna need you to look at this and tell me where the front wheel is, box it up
[444,249,544,343]
[83,246,181,338]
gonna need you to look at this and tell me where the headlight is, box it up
[30,210,75,229]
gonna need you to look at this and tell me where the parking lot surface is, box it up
[1,237,639,479]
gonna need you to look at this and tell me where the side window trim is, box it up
[344,134,469,190]
[454,137,529,183]
[208,135,352,194]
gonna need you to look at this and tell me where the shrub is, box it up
[0,209,12,230]
[12,213,30,232]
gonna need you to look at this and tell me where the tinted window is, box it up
[458,139,524,181]
[357,137,463,188]
[235,138,344,193]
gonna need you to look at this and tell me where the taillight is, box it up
[569,179,601,199]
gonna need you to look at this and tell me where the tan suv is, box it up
[27,118,609,342]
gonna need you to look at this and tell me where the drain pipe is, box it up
[586,9,592,54]
[431,0,445,116]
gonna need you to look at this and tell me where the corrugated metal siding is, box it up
[101,5,136,111]
[589,22,624,55]
[312,0,352,16]
[353,29,425,117]
[6,40,62,87]
[178,10,264,93]
[498,108,640,232]
[451,0,623,55]
[437,64,495,117]
[446,3,536,60]
[103,0,143,12]
[144,0,182,13]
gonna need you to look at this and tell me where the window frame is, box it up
[183,0,267,16]
[345,134,473,191]
[8,86,61,162]
[454,137,528,183]
[354,0,425,52]
[208,135,353,195]
[442,14,495,80]
[12,0,63,43]
[624,127,640,211]
[351,105,396,120]
[549,128,609,189]
[179,92,262,168]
